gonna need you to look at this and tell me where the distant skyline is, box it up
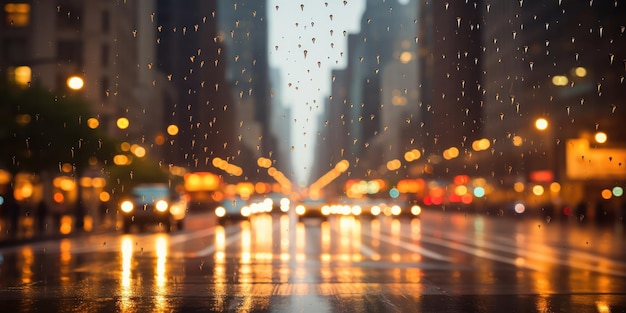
[267,0,365,185]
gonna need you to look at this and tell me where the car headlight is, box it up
[241,206,251,217]
[411,205,422,216]
[295,205,306,216]
[155,200,169,212]
[121,200,134,213]
[215,206,226,218]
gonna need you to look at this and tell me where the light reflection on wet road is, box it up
[0,210,625,312]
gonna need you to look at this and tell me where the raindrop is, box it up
[330,30,334,36]
[329,14,333,21]
[499,113,504,120]
[486,4,491,12]
[300,4,304,11]
[343,0,347,5]
[456,17,461,28]
[275,45,279,51]
[132,29,137,37]
[529,62,534,71]
[512,31,517,39]
[312,37,316,44]
[275,5,279,11]
[566,106,571,115]
[599,26,603,38]
[303,50,308,58]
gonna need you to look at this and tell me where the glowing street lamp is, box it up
[66,75,84,90]
[535,118,549,131]
[594,132,607,144]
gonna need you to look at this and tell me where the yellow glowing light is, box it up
[61,163,73,173]
[59,216,72,234]
[573,67,587,78]
[113,154,130,165]
[167,124,179,136]
[99,192,111,202]
[550,182,561,193]
[535,118,548,131]
[551,75,569,86]
[513,182,525,193]
[116,117,130,130]
[87,117,99,129]
[13,66,31,86]
[594,132,607,144]
[399,51,413,64]
[133,146,146,158]
[67,76,84,90]
[532,185,545,196]
[512,135,523,147]
[601,189,612,200]
[404,149,421,162]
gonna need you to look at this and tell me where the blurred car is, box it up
[119,183,186,233]
[214,196,249,224]
[294,197,327,220]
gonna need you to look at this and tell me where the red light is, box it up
[453,175,470,185]
[563,206,571,216]
[461,194,473,204]
[432,196,443,205]
[423,196,432,206]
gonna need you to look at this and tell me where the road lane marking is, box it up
[187,229,241,257]
[360,228,452,262]
[435,231,626,277]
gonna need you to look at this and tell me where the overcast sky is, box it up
[268,0,365,185]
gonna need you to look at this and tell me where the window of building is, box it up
[3,3,30,27]
[56,40,83,65]
[101,44,109,67]
[101,10,109,33]
[56,3,82,30]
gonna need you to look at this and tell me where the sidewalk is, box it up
[0,214,117,248]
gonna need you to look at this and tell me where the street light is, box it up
[594,132,607,144]
[535,118,549,131]
[66,75,84,90]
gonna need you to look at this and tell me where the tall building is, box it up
[481,1,626,193]
[0,0,166,160]
[156,1,237,176]
[417,0,483,179]
[342,0,419,178]
[217,0,278,181]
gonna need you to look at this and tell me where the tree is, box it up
[0,82,117,175]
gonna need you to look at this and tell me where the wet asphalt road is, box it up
[0,210,625,312]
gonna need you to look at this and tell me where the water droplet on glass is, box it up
[303,50,308,58]
[300,4,304,11]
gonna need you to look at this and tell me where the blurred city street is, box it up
[1,209,625,312]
